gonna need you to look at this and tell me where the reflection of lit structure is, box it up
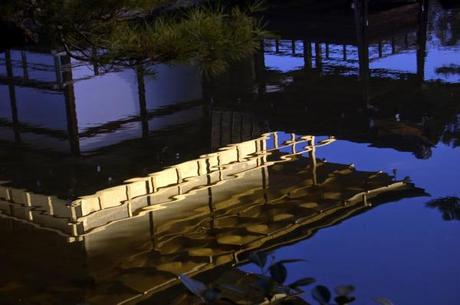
[0,132,425,305]
[0,51,203,154]
[0,132,332,241]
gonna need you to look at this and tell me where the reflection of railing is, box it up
[264,34,419,74]
[0,131,425,305]
[0,132,334,241]
[266,33,418,61]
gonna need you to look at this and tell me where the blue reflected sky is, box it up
[243,1,460,304]
[243,140,460,305]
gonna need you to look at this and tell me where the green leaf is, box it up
[335,285,355,296]
[179,274,207,297]
[248,251,268,268]
[373,297,394,305]
[312,285,331,305]
[269,262,288,284]
[288,277,316,289]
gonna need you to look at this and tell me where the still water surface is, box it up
[0,1,459,305]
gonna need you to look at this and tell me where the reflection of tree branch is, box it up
[426,196,460,221]
[436,65,460,76]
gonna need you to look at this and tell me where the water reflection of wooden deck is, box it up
[0,132,425,305]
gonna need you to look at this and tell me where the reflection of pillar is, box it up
[254,40,266,99]
[91,47,100,76]
[309,136,317,186]
[21,51,29,80]
[315,43,322,73]
[378,41,383,58]
[417,0,428,84]
[53,54,62,87]
[354,0,370,104]
[261,138,269,204]
[205,157,216,231]
[303,40,312,69]
[136,65,149,138]
[62,55,80,156]
[5,50,21,143]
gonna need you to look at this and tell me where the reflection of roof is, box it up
[0,132,426,305]
[263,2,420,44]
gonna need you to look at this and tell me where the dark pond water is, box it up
[0,1,459,305]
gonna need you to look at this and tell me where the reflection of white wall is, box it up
[148,106,203,131]
[9,50,25,79]
[79,122,143,152]
[370,51,417,74]
[71,59,98,81]
[145,64,202,110]
[21,51,57,82]
[425,48,460,83]
[74,69,140,131]
[15,87,67,130]
[0,85,11,121]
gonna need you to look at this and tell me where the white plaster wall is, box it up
[144,64,202,110]
[15,87,67,130]
[74,68,140,132]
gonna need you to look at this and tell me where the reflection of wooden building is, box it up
[0,132,425,305]
[260,0,428,89]
[0,50,203,154]
[208,1,460,158]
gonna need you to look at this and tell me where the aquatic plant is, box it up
[178,251,402,305]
